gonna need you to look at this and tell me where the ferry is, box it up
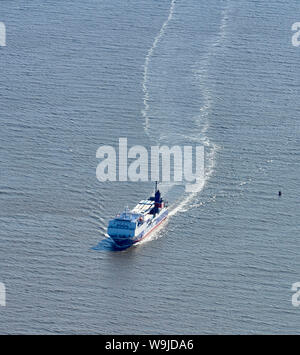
[107,183,168,248]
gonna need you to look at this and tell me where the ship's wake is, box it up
[142,0,176,135]
[142,0,230,217]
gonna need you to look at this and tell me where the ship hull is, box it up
[109,209,168,248]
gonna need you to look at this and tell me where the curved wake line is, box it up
[169,143,218,217]
[142,0,176,135]
[140,1,230,218]
[169,2,230,217]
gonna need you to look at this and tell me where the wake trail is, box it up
[169,2,230,216]
[141,1,230,219]
[142,0,176,135]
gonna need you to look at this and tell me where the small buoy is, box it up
[278,191,282,196]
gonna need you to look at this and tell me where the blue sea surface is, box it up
[0,0,299,334]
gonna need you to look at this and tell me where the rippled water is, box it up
[0,0,299,334]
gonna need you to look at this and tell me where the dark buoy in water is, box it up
[278,190,282,197]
